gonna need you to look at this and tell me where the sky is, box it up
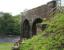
[0,0,52,15]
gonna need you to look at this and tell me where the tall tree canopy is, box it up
[0,13,20,35]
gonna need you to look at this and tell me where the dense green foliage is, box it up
[20,13,64,50]
[12,15,21,35]
[0,13,20,35]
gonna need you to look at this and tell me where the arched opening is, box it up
[32,18,43,36]
[22,19,30,38]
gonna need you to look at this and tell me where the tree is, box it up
[0,13,20,35]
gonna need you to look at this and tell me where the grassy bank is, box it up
[0,43,13,50]
[20,13,64,50]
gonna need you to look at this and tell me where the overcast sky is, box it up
[0,0,52,15]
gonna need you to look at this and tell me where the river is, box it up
[0,35,20,43]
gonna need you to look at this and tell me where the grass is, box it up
[20,13,64,50]
[0,43,14,50]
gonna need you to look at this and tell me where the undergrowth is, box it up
[20,13,64,50]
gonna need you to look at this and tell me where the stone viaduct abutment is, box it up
[21,1,57,39]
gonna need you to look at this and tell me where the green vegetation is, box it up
[0,13,20,35]
[0,43,13,50]
[13,15,20,35]
[20,13,64,50]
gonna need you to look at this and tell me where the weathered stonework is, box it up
[21,1,57,39]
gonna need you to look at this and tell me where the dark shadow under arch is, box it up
[32,18,43,36]
[22,19,30,38]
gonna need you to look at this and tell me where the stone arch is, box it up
[22,19,30,38]
[32,18,43,36]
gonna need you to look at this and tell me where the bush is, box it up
[20,13,64,50]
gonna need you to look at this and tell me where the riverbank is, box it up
[0,43,14,50]
[0,35,20,50]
